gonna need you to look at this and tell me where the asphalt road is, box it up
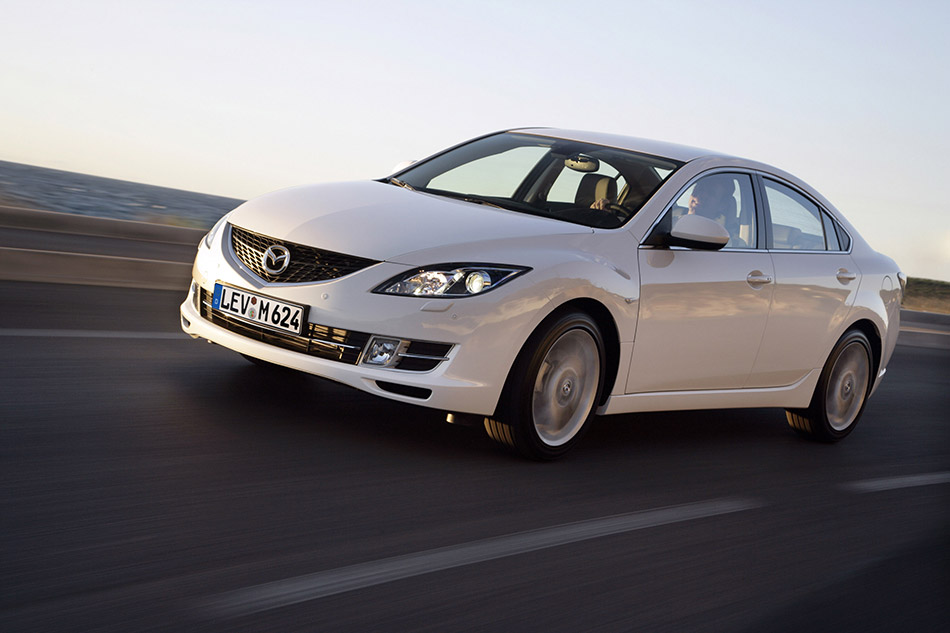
[1,279,948,632]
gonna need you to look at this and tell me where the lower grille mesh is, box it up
[198,288,452,371]
[200,288,369,364]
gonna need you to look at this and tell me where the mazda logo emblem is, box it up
[262,244,291,275]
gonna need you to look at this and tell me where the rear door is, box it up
[747,176,859,387]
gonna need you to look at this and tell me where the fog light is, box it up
[364,337,402,366]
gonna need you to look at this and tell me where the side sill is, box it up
[597,370,820,416]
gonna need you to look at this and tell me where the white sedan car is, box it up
[180,129,903,459]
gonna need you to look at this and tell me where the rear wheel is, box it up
[485,311,605,460]
[786,329,872,442]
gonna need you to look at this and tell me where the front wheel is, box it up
[786,329,873,442]
[485,311,605,460]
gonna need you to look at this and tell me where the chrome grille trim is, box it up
[394,341,454,371]
[229,224,380,284]
[397,352,452,361]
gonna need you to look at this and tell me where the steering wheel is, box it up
[603,202,631,221]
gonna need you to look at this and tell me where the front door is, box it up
[626,172,773,393]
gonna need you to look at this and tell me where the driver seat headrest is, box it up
[575,174,617,207]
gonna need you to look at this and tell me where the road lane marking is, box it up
[201,497,762,618]
[0,328,187,339]
[841,472,950,493]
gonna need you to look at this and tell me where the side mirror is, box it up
[668,214,730,250]
[390,159,416,174]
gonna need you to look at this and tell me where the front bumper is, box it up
[180,277,522,416]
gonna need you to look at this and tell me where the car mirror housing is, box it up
[390,159,416,174]
[667,214,730,250]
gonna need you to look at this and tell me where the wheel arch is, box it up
[845,318,882,379]
[494,297,621,416]
[565,298,621,406]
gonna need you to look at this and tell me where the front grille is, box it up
[230,224,379,284]
[200,289,369,364]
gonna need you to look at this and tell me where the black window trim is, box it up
[755,174,854,255]
[641,168,764,251]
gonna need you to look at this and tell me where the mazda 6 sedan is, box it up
[180,128,903,459]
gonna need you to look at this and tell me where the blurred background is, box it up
[1,1,948,631]
[1,0,948,280]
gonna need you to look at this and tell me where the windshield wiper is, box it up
[387,182,508,210]
[428,189,507,209]
[387,177,416,191]
[460,196,505,209]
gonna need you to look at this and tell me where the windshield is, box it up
[389,132,682,229]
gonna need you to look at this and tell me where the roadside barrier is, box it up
[0,206,198,290]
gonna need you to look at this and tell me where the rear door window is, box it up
[764,179,830,250]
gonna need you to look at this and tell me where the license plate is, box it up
[212,283,306,336]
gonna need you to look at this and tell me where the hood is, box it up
[227,180,591,263]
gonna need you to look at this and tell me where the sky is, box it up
[1,0,948,280]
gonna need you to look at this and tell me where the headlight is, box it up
[373,264,529,297]
[202,213,231,249]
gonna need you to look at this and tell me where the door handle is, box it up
[746,271,773,287]
[836,269,857,283]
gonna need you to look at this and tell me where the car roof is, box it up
[512,127,731,163]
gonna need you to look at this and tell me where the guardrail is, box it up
[0,204,206,244]
[0,206,198,290]
[0,246,192,290]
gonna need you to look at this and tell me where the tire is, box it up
[485,311,605,460]
[786,329,873,442]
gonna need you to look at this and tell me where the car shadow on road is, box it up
[173,359,493,458]
[589,408,790,448]
[171,355,809,462]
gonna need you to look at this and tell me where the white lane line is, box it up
[202,497,762,618]
[841,472,950,493]
[0,328,187,340]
